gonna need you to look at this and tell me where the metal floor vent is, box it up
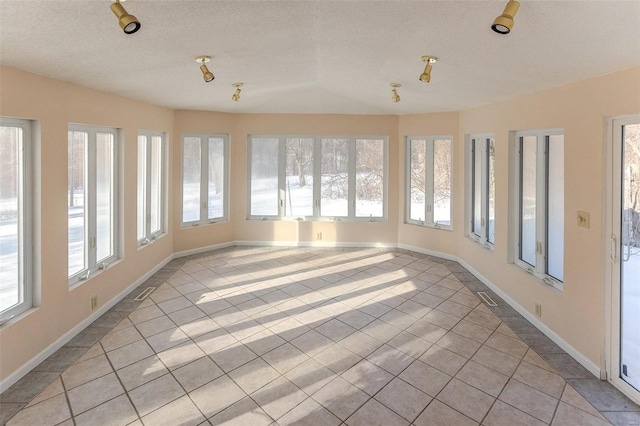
[477,291,498,307]
[134,287,156,301]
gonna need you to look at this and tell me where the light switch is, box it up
[577,211,590,229]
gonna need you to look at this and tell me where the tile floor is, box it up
[2,247,640,425]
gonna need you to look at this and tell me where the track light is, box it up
[491,0,520,34]
[232,83,243,101]
[419,56,438,83]
[110,0,140,34]
[195,56,215,82]
[390,83,401,103]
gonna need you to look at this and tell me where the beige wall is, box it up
[1,63,639,385]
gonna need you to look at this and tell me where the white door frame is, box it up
[604,114,640,405]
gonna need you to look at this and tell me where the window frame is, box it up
[247,135,388,222]
[180,133,230,227]
[0,117,33,323]
[511,128,564,290]
[67,123,120,287]
[405,135,453,230]
[466,134,495,248]
[137,130,167,247]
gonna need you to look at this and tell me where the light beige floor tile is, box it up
[228,358,281,394]
[312,376,369,421]
[267,317,310,341]
[277,397,341,426]
[168,306,206,326]
[193,328,237,355]
[156,341,206,371]
[208,341,257,372]
[455,360,509,398]
[6,394,70,426]
[495,322,520,339]
[128,373,185,417]
[341,359,394,396]
[208,396,273,426]
[399,359,451,397]
[419,345,467,376]
[116,355,169,391]
[315,319,357,342]
[436,378,494,422]
[523,348,557,373]
[262,342,309,374]
[345,398,409,426]
[190,374,247,418]
[180,317,219,338]
[314,344,362,374]
[67,373,124,415]
[471,345,520,376]
[251,376,307,420]
[361,319,402,342]
[499,379,558,424]
[561,384,607,420]
[291,330,334,358]
[374,378,432,422]
[240,328,286,356]
[513,361,566,398]
[366,344,414,375]
[74,394,138,426]
[172,356,223,392]
[405,319,448,343]
[463,310,501,331]
[135,315,176,338]
[436,300,473,318]
[73,343,104,365]
[338,331,383,358]
[451,320,494,344]
[337,310,376,329]
[284,358,337,396]
[414,400,478,426]
[25,378,64,407]
[484,332,529,359]
[61,354,113,390]
[141,395,205,426]
[551,402,612,426]
[379,309,420,329]
[129,305,165,325]
[100,327,143,352]
[157,296,193,314]
[436,332,481,358]
[146,327,190,353]
[106,339,154,370]
[483,400,546,426]
[449,292,481,309]
[387,330,432,358]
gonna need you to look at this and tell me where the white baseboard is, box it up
[1,239,601,393]
[0,254,174,393]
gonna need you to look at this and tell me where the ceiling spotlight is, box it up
[390,83,401,103]
[195,56,215,82]
[110,0,141,34]
[231,83,243,101]
[419,56,438,83]
[491,0,520,34]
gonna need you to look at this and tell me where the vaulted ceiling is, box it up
[1,0,639,114]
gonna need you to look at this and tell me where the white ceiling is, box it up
[1,0,639,115]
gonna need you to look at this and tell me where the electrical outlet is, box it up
[90,295,98,311]
[317,232,322,240]
[535,303,542,318]
[577,211,590,229]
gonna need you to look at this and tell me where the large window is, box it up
[406,136,453,229]
[68,124,119,285]
[248,135,387,220]
[512,129,564,288]
[181,134,229,226]
[468,135,496,247]
[138,131,165,245]
[0,118,32,323]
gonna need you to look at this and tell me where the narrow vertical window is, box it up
[138,131,165,245]
[406,136,453,229]
[468,135,496,247]
[0,118,32,322]
[68,124,118,285]
[181,134,229,225]
[285,138,314,218]
[513,129,564,288]
[355,138,385,218]
[320,138,350,218]
[249,137,279,217]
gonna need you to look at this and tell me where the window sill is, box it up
[137,232,168,250]
[466,236,495,251]
[405,221,453,232]
[512,262,564,292]
[0,306,39,329]
[246,217,387,223]
[68,258,123,291]
[180,219,229,229]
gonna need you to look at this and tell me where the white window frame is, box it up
[137,130,167,246]
[405,135,453,230]
[68,124,120,287]
[180,133,230,227]
[0,117,33,324]
[510,128,564,290]
[466,134,495,248]
[247,135,388,222]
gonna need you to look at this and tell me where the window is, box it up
[0,118,32,323]
[138,131,165,245]
[406,136,453,229]
[181,134,229,226]
[468,135,496,247]
[512,129,564,288]
[248,135,387,220]
[68,124,119,285]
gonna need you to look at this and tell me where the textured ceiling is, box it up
[1,0,639,115]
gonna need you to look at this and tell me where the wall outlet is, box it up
[535,303,542,318]
[577,211,590,229]
[90,295,98,311]
[317,232,322,240]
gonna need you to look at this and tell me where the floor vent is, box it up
[477,291,498,307]
[134,287,156,301]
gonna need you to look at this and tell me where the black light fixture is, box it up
[491,0,520,34]
[110,0,141,34]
